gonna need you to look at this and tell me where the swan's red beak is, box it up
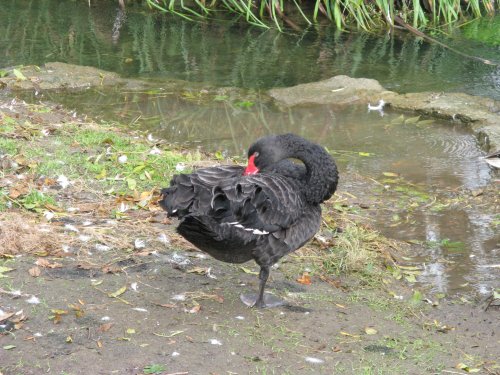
[243,154,259,175]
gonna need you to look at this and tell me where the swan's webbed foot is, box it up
[240,265,284,308]
[240,292,284,308]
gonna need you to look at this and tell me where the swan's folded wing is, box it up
[160,165,243,218]
[222,174,306,233]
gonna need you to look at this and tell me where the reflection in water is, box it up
[0,0,499,98]
[36,87,499,296]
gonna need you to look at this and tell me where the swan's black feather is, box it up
[159,134,338,307]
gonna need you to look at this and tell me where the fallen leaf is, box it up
[404,274,417,283]
[187,266,209,275]
[297,272,312,285]
[365,327,378,335]
[102,265,122,274]
[99,323,114,332]
[126,177,136,190]
[35,258,62,269]
[186,303,201,314]
[50,309,68,324]
[382,172,399,177]
[405,115,421,124]
[456,363,481,373]
[108,286,127,298]
[12,68,27,81]
[68,304,85,318]
[239,266,259,275]
[157,303,176,309]
[28,266,41,277]
[0,266,14,278]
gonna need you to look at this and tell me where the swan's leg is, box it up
[240,265,284,308]
[253,266,270,308]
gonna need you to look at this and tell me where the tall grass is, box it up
[143,0,498,30]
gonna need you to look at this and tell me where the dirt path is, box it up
[0,97,499,375]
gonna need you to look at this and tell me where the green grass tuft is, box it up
[321,222,382,276]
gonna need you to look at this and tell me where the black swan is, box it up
[160,134,339,307]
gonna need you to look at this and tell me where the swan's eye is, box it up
[253,152,260,158]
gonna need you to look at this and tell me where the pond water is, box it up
[1,0,498,296]
[1,0,500,98]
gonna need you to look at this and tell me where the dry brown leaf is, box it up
[35,258,62,269]
[157,303,177,309]
[297,272,312,285]
[28,266,41,277]
[51,309,68,324]
[44,203,63,212]
[35,258,50,267]
[38,177,57,187]
[187,304,201,314]
[8,184,30,199]
[187,266,209,275]
[99,323,114,332]
[102,265,122,274]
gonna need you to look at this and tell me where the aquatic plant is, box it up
[144,0,498,31]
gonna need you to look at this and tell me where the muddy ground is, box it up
[0,96,499,375]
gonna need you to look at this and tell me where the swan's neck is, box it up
[278,135,338,204]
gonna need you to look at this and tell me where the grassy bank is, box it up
[1,97,499,375]
[0,97,393,278]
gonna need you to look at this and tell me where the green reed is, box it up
[143,0,498,30]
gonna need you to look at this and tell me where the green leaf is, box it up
[144,364,167,374]
[239,266,259,275]
[126,178,137,190]
[441,239,465,251]
[108,286,127,298]
[358,152,371,157]
[12,68,27,81]
[416,119,435,126]
[132,164,146,173]
[404,115,421,124]
[410,290,423,304]
[404,274,417,283]
[234,100,254,108]
[382,172,399,177]
[390,115,405,125]
[0,266,14,275]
